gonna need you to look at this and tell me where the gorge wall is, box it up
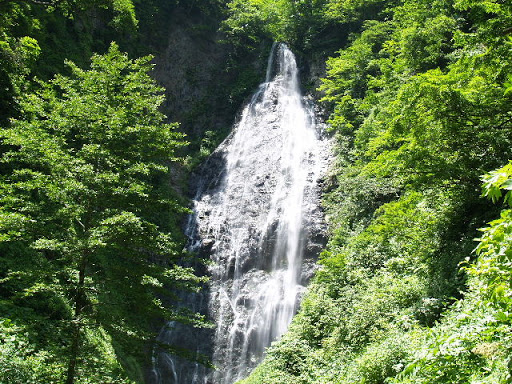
[149,42,330,384]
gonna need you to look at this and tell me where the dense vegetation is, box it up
[0,1,219,383]
[2,0,512,383]
[226,0,512,383]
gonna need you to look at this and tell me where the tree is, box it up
[0,43,205,384]
[472,161,512,316]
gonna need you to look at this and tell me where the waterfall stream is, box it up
[150,43,329,384]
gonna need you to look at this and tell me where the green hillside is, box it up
[227,1,512,383]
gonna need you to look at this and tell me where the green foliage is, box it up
[0,316,139,384]
[0,0,141,127]
[222,0,357,51]
[392,173,512,384]
[109,0,138,30]
[0,26,41,123]
[0,43,205,383]
[240,0,512,383]
[471,162,512,319]
[480,161,512,205]
[341,331,412,384]
[324,0,392,22]
[390,300,511,384]
[0,318,65,384]
[3,0,512,382]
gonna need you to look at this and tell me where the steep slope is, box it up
[223,1,512,383]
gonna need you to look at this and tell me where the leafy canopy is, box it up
[0,43,205,383]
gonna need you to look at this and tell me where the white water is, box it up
[150,43,329,384]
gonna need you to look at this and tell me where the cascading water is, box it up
[150,43,329,384]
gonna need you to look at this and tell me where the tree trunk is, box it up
[66,321,81,384]
[65,256,87,384]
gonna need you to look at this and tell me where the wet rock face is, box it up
[149,7,271,147]
[150,9,229,136]
[151,44,330,384]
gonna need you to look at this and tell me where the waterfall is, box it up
[150,43,329,384]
